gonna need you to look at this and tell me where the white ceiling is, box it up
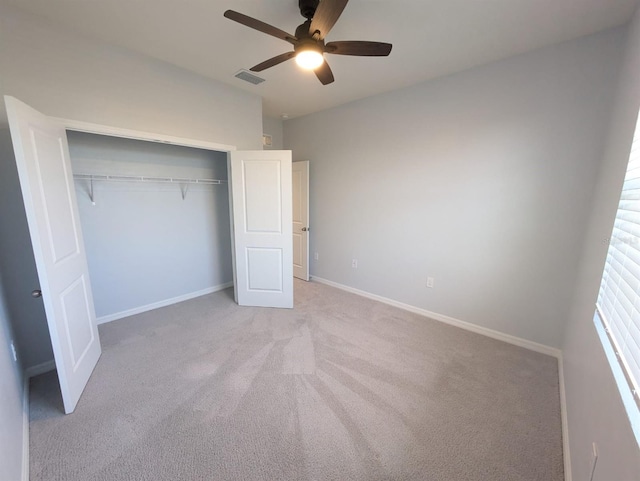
[5,0,638,119]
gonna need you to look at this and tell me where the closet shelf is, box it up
[73,173,227,204]
[73,173,227,185]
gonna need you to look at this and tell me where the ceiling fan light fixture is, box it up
[295,49,324,70]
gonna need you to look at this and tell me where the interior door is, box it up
[5,96,101,414]
[229,150,293,308]
[292,161,310,281]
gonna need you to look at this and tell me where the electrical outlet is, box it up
[589,442,598,481]
[314,252,319,261]
[427,277,434,288]
[10,341,17,362]
[351,259,358,268]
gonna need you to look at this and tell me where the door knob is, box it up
[302,227,309,232]
[31,289,42,298]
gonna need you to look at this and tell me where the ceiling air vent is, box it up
[234,69,265,85]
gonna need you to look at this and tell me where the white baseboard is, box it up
[311,276,562,358]
[557,355,572,481]
[25,359,56,378]
[21,373,29,481]
[97,282,233,325]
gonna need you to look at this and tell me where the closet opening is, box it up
[66,130,234,324]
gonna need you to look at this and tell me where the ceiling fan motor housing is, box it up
[295,20,314,40]
[299,0,319,19]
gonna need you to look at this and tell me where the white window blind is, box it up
[596,116,640,408]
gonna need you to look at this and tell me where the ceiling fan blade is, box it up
[309,0,349,40]
[250,51,296,72]
[224,10,297,44]
[314,60,335,85]
[325,41,392,56]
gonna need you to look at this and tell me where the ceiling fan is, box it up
[223,0,392,85]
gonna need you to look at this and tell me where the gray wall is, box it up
[263,116,284,150]
[68,132,232,320]
[284,28,624,349]
[0,268,26,481]
[0,4,263,370]
[0,5,263,149]
[563,7,640,481]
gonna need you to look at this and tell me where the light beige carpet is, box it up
[29,279,563,480]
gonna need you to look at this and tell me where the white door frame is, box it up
[55,118,243,314]
[53,118,245,304]
[56,118,237,153]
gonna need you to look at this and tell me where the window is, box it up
[595,112,640,435]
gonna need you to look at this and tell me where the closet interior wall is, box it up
[67,131,232,322]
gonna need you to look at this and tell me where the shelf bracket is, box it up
[180,183,189,200]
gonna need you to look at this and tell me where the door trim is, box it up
[54,118,237,153]
[54,116,243,309]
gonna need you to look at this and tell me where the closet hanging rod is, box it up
[73,173,227,185]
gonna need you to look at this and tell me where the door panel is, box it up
[243,160,282,232]
[32,127,81,262]
[246,247,283,291]
[292,161,309,281]
[5,96,101,413]
[59,275,95,369]
[230,150,293,308]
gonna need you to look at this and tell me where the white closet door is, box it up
[5,96,101,414]
[229,150,293,308]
